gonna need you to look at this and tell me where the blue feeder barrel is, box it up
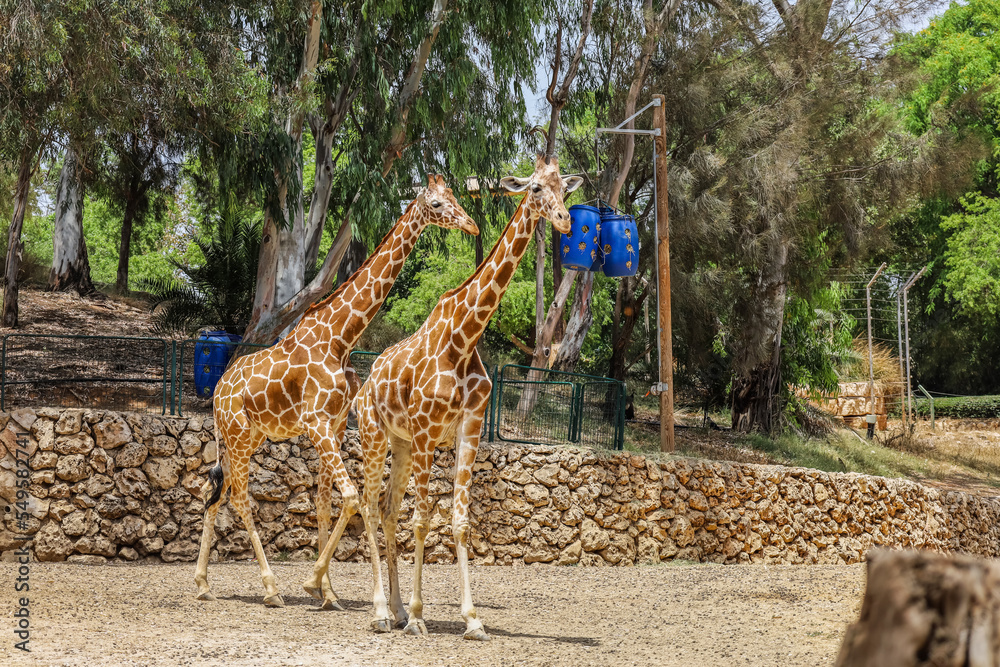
[561,205,602,271]
[600,214,639,277]
[194,331,242,398]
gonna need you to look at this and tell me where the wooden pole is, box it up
[653,95,674,453]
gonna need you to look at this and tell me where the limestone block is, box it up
[54,410,83,435]
[142,457,182,491]
[161,539,199,562]
[34,522,74,561]
[581,518,610,552]
[94,417,132,450]
[56,454,89,482]
[115,442,148,468]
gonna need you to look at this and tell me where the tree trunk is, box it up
[534,224,545,346]
[731,241,789,433]
[48,147,94,294]
[304,111,337,269]
[3,148,36,327]
[552,226,564,341]
[115,196,139,294]
[836,549,1000,667]
[607,278,646,382]
[336,236,368,287]
[552,272,594,371]
[517,270,577,414]
[275,172,307,306]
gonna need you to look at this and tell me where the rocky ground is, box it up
[0,560,864,666]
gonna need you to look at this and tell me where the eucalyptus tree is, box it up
[228,0,550,345]
[0,0,262,323]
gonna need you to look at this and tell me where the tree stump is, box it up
[836,549,1000,667]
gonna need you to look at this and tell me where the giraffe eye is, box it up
[432,200,443,208]
[531,184,542,193]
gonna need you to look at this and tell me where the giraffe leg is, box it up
[314,458,343,610]
[453,417,489,641]
[383,435,413,628]
[357,394,392,632]
[403,446,434,637]
[194,458,229,601]
[302,418,359,600]
[227,437,284,607]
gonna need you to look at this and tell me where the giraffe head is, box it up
[499,154,583,234]
[416,174,479,236]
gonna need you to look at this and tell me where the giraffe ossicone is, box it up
[193,174,478,609]
[313,153,581,639]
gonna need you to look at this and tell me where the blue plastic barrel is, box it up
[561,205,602,271]
[600,214,639,277]
[194,331,242,398]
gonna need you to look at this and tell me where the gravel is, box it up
[0,560,864,666]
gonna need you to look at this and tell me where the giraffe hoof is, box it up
[195,590,216,602]
[393,617,409,630]
[321,598,345,611]
[303,583,323,600]
[372,618,392,634]
[463,627,491,642]
[263,594,285,608]
[403,619,428,636]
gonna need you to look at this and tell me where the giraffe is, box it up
[303,153,582,639]
[194,174,479,609]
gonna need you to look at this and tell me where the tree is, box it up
[48,147,93,293]
[0,0,262,323]
[142,197,261,335]
[230,0,549,345]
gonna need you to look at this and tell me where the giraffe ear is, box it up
[562,175,584,193]
[500,176,530,193]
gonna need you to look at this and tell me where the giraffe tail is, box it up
[204,422,226,508]
[205,464,225,508]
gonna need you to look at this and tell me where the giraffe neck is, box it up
[434,197,539,349]
[301,204,427,351]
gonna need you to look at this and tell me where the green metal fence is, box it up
[0,335,627,450]
[488,364,625,450]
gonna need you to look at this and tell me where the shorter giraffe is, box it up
[307,154,581,639]
[194,175,478,608]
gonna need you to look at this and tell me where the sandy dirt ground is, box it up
[0,560,865,667]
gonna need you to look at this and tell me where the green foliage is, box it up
[782,286,856,397]
[82,195,185,288]
[940,194,1000,318]
[915,395,1000,419]
[383,232,478,333]
[140,197,260,335]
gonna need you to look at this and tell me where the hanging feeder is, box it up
[562,205,602,271]
[599,208,639,278]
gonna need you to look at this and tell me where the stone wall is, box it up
[1,408,998,566]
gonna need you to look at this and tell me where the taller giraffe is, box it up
[304,154,582,638]
[194,175,479,608]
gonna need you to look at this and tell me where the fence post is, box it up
[617,381,626,450]
[169,341,176,416]
[0,334,6,412]
[917,384,934,430]
[177,341,184,418]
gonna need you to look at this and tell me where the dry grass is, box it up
[838,338,904,397]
